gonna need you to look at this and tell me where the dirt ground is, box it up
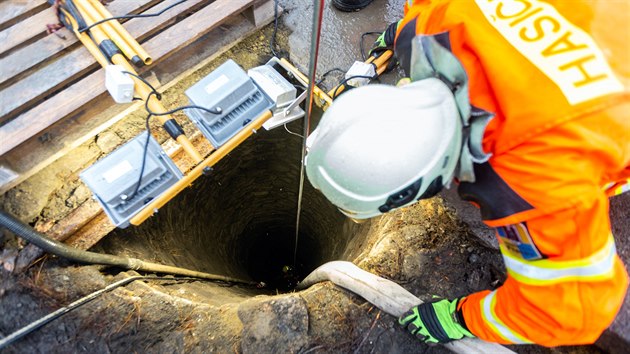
[0,7,615,354]
[0,197,601,353]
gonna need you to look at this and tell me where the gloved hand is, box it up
[369,20,401,57]
[398,298,475,343]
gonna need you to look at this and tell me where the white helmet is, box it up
[305,78,462,219]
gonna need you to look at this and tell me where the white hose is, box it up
[298,261,515,354]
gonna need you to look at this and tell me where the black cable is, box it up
[268,0,290,59]
[79,0,188,33]
[145,103,222,117]
[125,112,154,201]
[116,73,161,202]
[126,90,221,201]
[332,74,376,99]
[316,67,346,86]
[360,31,384,61]
[122,71,161,100]
[0,210,259,284]
[269,0,280,57]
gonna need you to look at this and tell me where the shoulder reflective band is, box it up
[604,178,630,196]
[501,235,617,286]
[481,291,532,344]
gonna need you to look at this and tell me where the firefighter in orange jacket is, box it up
[304,0,629,346]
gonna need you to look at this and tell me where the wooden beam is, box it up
[0,46,98,123]
[0,0,211,124]
[142,0,254,59]
[0,0,47,31]
[0,0,159,86]
[0,5,57,57]
[243,0,276,27]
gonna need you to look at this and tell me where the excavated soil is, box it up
[0,8,610,354]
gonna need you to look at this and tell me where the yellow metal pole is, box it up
[371,49,393,68]
[130,110,274,226]
[327,50,393,98]
[70,0,203,163]
[279,58,333,108]
[87,0,152,65]
[73,0,141,66]
[59,8,110,68]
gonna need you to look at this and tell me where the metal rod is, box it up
[59,7,109,67]
[67,1,203,164]
[276,57,333,108]
[0,275,199,349]
[294,0,326,266]
[74,0,139,64]
[87,0,152,65]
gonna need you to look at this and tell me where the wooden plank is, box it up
[0,12,270,195]
[0,0,163,86]
[15,199,103,270]
[0,45,98,123]
[65,212,116,250]
[0,0,260,157]
[243,0,275,27]
[0,6,56,56]
[0,0,211,123]
[0,0,47,31]
[0,27,74,87]
[143,0,254,59]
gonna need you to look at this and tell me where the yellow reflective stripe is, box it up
[502,235,617,285]
[616,183,630,195]
[614,179,630,195]
[603,179,630,196]
[480,291,532,344]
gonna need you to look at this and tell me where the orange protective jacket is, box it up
[395,0,630,346]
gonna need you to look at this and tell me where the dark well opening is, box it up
[93,120,366,295]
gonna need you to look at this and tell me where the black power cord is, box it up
[316,67,346,86]
[269,0,281,57]
[79,0,188,33]
[268,0,290,59]
[120,73,160,201]
[121,74,222,201]
[360,31,384,61]
[126,112,154,201]
[332,74,377,99]
[123,71,161,99]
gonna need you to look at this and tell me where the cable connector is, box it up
[345,61,376,87]
[105,65,135,103]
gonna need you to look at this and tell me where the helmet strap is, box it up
[457,108,493,183]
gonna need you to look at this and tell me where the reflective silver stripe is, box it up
[481,291,532,344]
[501,236,617,285]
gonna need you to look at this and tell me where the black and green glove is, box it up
[369,20,402,57]
[398,298,475,343]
